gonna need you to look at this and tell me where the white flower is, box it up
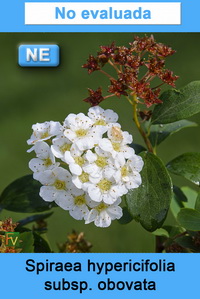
[64,113,105,151]
[88,106,118,127]
[68,190,93,221]
[114,154,144,190]
[99,125,135,159]
[51,135,72,161]
[83,147,116,178]
[27,121,63,145]
[64,147,84,176]
[37,167,76,207]
[29,142,59,178]
[87,169,127,204]
[72,171,100,192]
[85,198,122,227]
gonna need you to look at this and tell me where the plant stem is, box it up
[125,96,133,105]
[99,69,115,81]
[108,59,120,73]
[104,94,116,100]
[152,82,165,90]
[132,94,154,153]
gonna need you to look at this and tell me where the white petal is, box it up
[49,121,63,136]
[83,163,99,175]
[103,167,115,179]
[70,205,89,220]
[86,198,99,209]
[34,141,50,158]
[88,106,105,119]
[89,175,102,184]
[113,170,121,184]
[64,151,75,164]
[36,170,56,185]
[64,113,77,127]
[51,145,63,159]
[88,185,102,202]
[29,158,45,172]
[39,186,57,202]
[126,173,142,189]
[102,193,117,205]
[85,209,98,224]
[95,211,111,227]
[129,155,144,172]
[104,109,118,123]
[55,190,73,207]
[69,163,82,176]
[54,167,71,182]
[99,138,113,152]
[72,176,83,189]
[107,205,123,220]
[85,150,97,163]
[115,153,125,167]
[122,131,133,144]
[75,137,94,151]
[122,146,135,159]
[64,129,76,142]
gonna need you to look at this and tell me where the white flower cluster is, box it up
[27,106,144,228]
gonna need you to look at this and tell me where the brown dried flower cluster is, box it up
[83,35,178,108]
[58,230,92,253]
[0,218,18,232]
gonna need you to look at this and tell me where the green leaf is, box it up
[163,225,185,238]
[130,143,146,155]
[118,207,133,225]
[33,232,52,253]
[0,175,57,213]
[20,232,34,253]
[170,186,187,218]
[152,81,200,124]
[167,152,200,185]
[173,186,187,203]
[195,192,200,212]
[170,198,182,219]
[152,228,169,238]
[126,152,173,232]
[17,212,53,227]
[181,186,198,209]
[149,120,197,147]
[177,208,200,231]
[175,235,199,251]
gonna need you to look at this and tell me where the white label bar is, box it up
[25,2,181,25]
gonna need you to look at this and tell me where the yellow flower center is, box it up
[74,156,85,166]
[121,166,129,177]
[112,142,121,152]
[95,156,108,168]
[40,131,49,139]
[54,180,66,190]
[44,158,52,167]
[60,143,71,153]
[94,119,107,126]
[75,129,87,137]
[79,172,89,183]
[96,202,108,212]
[74,195,86,206]
[97,179,112,191]
[110,127,123,141]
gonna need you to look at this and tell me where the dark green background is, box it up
[0,33,199,252]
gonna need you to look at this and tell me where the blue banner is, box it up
[1,253,198,298]
[0,0,199,32]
